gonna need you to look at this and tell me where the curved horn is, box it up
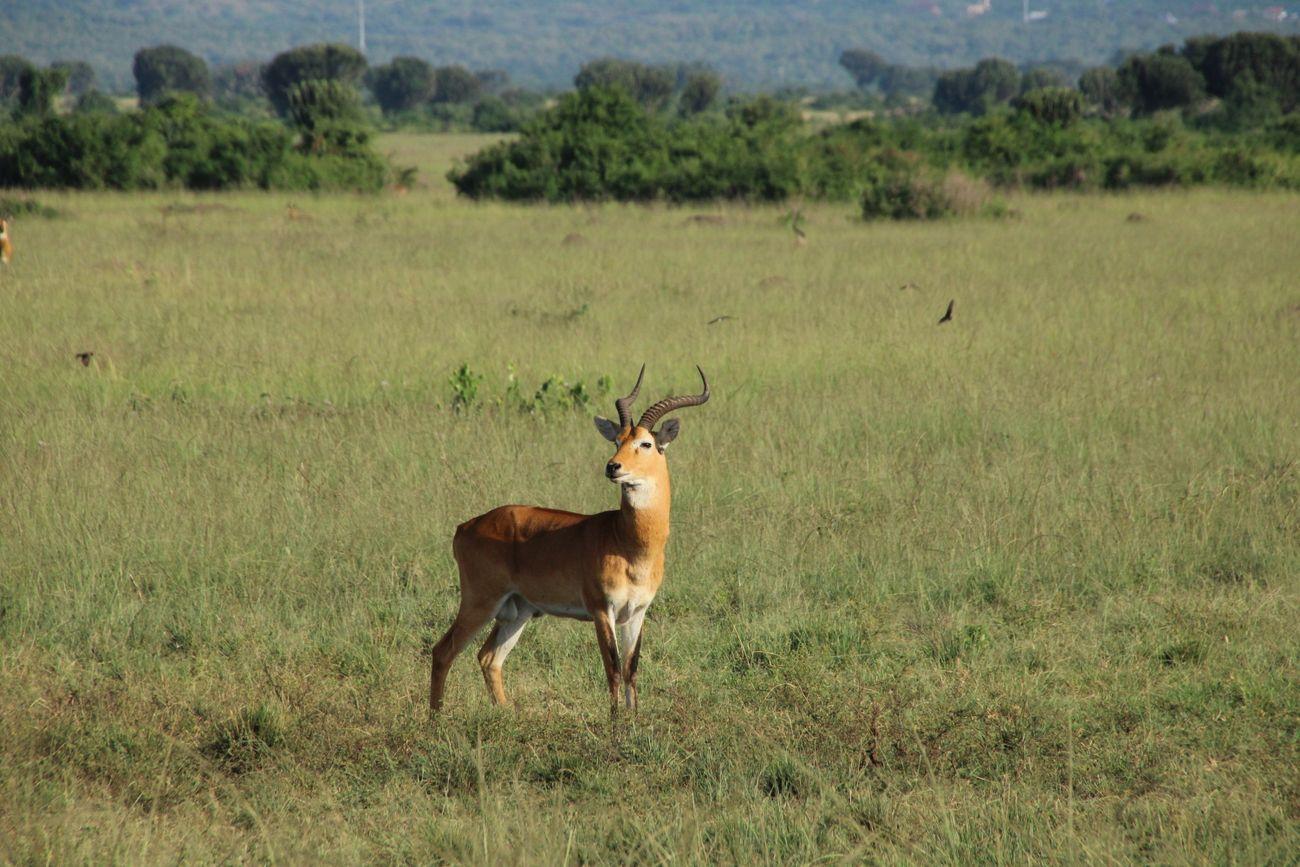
[614,364,645,430]
[638,366,709,431]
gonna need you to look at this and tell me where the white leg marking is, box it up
[616,607,648,708]
[485,613,530,668]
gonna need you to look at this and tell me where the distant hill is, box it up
[4,1,1298,91]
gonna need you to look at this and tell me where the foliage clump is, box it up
[133,45,210,105]
[262,43,367,117]
[450,87,800,202]
[0,92,388,192]
[860,158,993,221]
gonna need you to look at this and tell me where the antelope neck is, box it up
[617,475,671,547]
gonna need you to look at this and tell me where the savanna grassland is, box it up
[1,135,1297,864]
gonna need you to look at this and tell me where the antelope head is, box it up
[594,365,710,494]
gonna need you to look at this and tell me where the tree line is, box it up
[1,33,1296,198]
[839,31,1300,128]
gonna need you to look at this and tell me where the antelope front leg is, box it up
[616,607,648,712]
[592,608,622,718]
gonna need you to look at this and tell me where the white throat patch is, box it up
[621,478,659,510]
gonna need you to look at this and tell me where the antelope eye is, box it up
[640,441,652,449]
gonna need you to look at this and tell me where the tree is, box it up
[1013,87,1085,126]
[574,58,675,111]
[371,57,435,114]
[133,45,211,105]
[934,58,1020,115]
[262,44,367,116]
[839,49,889,89]
[17,67,69,116]
[51,60,95,95]
[633,65,675,112]
[1118,52,1204,114]
[0,55,33,102]
[431,65,482,104]
[1182,32,1300,113]
[285,79,369,156]
[972,59,1022,105]
[1079,66,1124,115]
[679,71,721,115]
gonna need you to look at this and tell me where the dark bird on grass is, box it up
[707,315,734,325]
[76,351,94,366]
[938,300,954,324]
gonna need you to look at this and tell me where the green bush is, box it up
[1013,87,1086,127]
[450,88,1299,204]
[0,93,388,192]
[450,87,672,201]
[73,89,119,116]
[861,156,992,221]
[470,97,518,132]
[449,87,802,202]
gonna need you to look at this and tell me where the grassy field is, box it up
[1,134,1297,863]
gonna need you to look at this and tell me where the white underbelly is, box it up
[499,586,656,624]
[530,601,592,620]
[608,585,656,624]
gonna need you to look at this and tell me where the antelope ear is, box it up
[594,416,621,442]
[654,418,681,449]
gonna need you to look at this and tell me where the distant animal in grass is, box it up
[898,281,919,291]
[76,351,94,366]
[784,208,808,247]
[707,315,734,325]
[938,299,954,324]
[0,217,12,265]
[562,232,586,246]
[1126,212,1147,223]
[286,204,312,222]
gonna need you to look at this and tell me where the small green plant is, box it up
[529,375,584,414]
[448,363,483,412]
[501,368,610,414]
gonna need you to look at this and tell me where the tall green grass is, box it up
[0,137,1296,862]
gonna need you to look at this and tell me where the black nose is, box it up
[606,462,621,478]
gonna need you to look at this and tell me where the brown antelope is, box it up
[429,366,710,717]
[0,218,12,265]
